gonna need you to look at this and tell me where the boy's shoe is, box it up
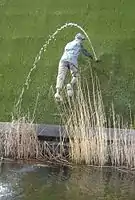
[66,83,73,97]
[54,93,63,102]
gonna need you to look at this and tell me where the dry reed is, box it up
[0,117,40,159]
[0,68,135,169]
[63,69,135,168]
[0,117,68,165]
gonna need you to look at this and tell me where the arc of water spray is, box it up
[15,22,98,111]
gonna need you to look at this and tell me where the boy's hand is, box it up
[95,58,101,63]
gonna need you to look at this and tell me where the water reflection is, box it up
[0,162,135,200]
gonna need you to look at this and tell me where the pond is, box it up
[0,161,135,200]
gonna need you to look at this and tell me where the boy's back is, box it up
[60,39,82,66]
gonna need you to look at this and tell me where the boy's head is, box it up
[75,33,85,43]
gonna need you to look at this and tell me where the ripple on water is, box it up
[0,183,12,199]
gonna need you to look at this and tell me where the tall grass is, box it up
[0,117,40,160]
[0,90,67,164]
[64,70,135,168]
[0,117,68,165]
[0,68,135,169]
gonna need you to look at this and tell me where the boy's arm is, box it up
[81,45,93,59]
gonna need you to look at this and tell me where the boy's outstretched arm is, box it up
[81,45,93,60]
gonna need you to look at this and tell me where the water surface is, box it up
[0,161,135,200]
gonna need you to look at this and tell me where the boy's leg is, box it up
[66,64,79,97]
[55,61,68,100]
[70,64,79,86]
